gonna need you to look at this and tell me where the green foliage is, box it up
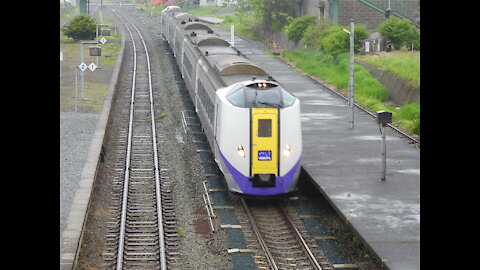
[61,14,97,41]
[319,28,349,55]
[285,15,317,43]
[302,22,368,55]
[353,24,369,51]
[302,22,335,47]
[356,51,420,86]
[185,5,221,16]
[175,226,185,237]
[379,17,420,50]
[282,49,387,101]
[398,103,420,121]
[282,49,420,136]
[217,13,258,40]
[236,0,300,32]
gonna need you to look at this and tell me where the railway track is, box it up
[101,7,179,269]
[239,199,335,270]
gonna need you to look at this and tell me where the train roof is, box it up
[209,55,266,76]
[184,22,211,31]
[162,6,182,13]
[198,46,236,55]
[192,35,230,47]
[174,12,198,21]
[166,11,271,87]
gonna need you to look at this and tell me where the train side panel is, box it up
[215,93,249,193]
[279,100,302,193]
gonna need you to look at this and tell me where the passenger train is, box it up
[159,6,302,197]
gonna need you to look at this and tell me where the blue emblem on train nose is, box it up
[258,150,272,161]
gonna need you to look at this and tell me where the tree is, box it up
[302,22,336,48]
[319,28,349,55]
[285,15,317,43]
[61,14,97,41]
[379,17,420,50]
[236,0,301,33]
[305,22,368,55]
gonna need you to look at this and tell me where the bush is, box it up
[281,48,420,136]
[353,24,369,52]
[61,14,97,41]
[303,22,335,48]
[303,22,368,54]
[319,28,349,55]
[379,17,420,50]
[285,15,317,43]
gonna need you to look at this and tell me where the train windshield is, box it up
[227,84,296,108]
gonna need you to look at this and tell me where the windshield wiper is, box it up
[256,101,283,108]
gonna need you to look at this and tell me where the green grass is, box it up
[356,51,420,86]
[184,5,258,40]
[185,6,221,16]
[283,50,388,101]
[60,14,122,113]
[217,13,258,39]
[134,4,166,14]
[60,82,110,113]
[282,49,420,136]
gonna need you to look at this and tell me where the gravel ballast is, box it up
[60,112,99,254]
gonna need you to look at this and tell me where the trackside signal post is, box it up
[377,110,392,181]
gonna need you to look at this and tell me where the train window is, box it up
[281,90,296,107]
[258,119,272,137]
[226,85,296,109]
[226,88,245,107]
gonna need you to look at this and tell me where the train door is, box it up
[251,108,278,178]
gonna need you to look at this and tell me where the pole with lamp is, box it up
[343,19,354,129]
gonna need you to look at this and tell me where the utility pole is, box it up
[349,19,354,129]
[343,19,355,129]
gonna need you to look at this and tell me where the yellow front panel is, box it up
[251,108,278,176]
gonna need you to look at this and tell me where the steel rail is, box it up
[240,198,279,270]
[279,202,323,270]
[121,12,167,270]
[113,9,136,270]
[111,8,166,270]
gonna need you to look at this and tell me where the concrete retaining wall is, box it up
[356,60,420,105]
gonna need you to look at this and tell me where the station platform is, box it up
[197,16,224,24]
[211,26,420,270]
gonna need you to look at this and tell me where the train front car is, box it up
[216,80,302,197]
[159,7,302,197]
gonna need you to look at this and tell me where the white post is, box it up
[381,124,387,181]
[75,67,78,113]
[80,42,84,99]
[230,25,234,47]
[348,19,355,129]
[96,24,99,66]
[60,51,63,78]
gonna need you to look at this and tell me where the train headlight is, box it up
[237,145,245,158]
[283,144,291,157]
